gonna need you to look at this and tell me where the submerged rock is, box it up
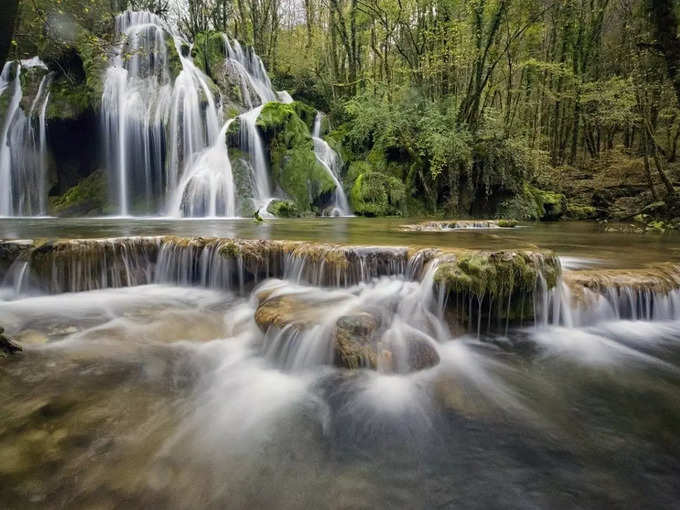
[401,219,516,232]
[0,327,22,357]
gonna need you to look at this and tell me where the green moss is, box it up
[49,169,109,216]
[277,147,336,210]
[166,36,183,81]
[267,199,300,217]
[257,102,310,147]
[434,251,560,323]
[46,77,92,121]
[499,184,567,221]
[497,219,519,228]
[256,102,336,211]
[349,171,405,216]
[192,31,226,78]
[292,102,317,132]
[566,203,597,220]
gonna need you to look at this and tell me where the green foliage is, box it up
[499,184,567,221]
[267,199,300,217]
[350,171,405,216]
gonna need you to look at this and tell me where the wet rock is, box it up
[334,313,380,369]
[565,264,680,294]
[0,327,23,356]
[401,220,507,232]
[255,297,439,372]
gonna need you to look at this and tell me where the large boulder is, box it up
[256,102,336,212]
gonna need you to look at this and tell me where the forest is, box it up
[2,0,680,225]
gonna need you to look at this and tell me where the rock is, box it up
[0,328,23,356]
[49,169,109,217]
[254,297,439,372]
[334,313,380,369]
[256,102,337,212]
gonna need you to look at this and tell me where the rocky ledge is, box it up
[400,219,518,232]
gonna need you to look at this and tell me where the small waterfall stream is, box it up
[312,113,350,216]
[0,59,51,217]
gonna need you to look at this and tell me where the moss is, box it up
[499,184,567,221]
[166,36,183,81]
[257,102,309,147]
[350,171,405,216]
[46,77,92,121]
[567,203,597,220]
[256,102,336,211]
[276,147,336,210]
[292,102,317,132]
[434,251,560,324]
[267,199,300,217]
[49,169,109,216]
[497,219,519,228]
[191,31,226,78]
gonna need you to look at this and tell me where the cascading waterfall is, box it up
[0,59,51,217]
[312,112,350,216]
[100,10,303,217]
[102,10,221,215]
[170,120,237,217]
[223,35,277,107]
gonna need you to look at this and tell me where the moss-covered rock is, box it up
[350,171,405,216]
[499,184,567,221]
[166,36,183,82]
[228,149,258,216]
[267,199,300,217]
[49,169,109,217]
[434,250,560,326]
[256,102,336,211]
[292,102,317,132]
[566,203,598,220]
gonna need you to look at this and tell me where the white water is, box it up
[0,60,51,217]
[223,35,277,107]
[312,113,351,216]
[102,11,221,216]
[170,120,237,217]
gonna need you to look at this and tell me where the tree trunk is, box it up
[648,0,680,108]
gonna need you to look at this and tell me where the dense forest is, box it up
[2,0,680,225]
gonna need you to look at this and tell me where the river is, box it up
[1,219,679,508]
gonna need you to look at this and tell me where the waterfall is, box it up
[312,112,351,216]
[170,120,237,217]
[223,35,278,107]
[101,10,221,216]
[238,105,271,205]
[100,10,300,217]
[0,59,51,217]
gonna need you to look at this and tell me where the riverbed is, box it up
[1,220,679,509]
